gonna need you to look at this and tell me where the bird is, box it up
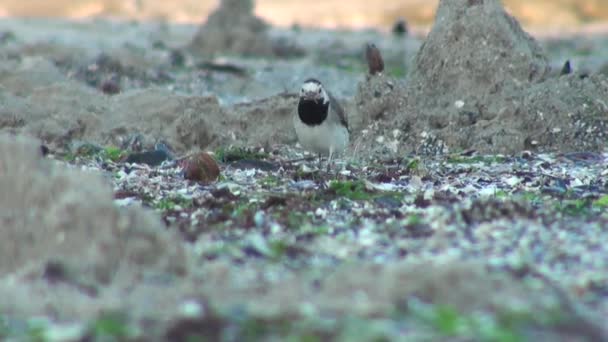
[293,78,349,169]
[365,43,384,76]
[392,18,408,36]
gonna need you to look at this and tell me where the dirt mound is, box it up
[407,0,549,107]
[356,0,608,156]
[190,0,274,57]
[0,134,186,282]
[0,53,305,154]
[0,57,229,153]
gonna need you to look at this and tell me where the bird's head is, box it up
[299,78,328,103]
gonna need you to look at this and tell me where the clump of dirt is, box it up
[355,0,608,156]
[190,0,274,57]
[407,0,549,107]
[107,89,228,152]
[0,133,186,282]
[353,74,407,133]
[230,92,299,149]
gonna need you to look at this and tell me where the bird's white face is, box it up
[300,81,328,103]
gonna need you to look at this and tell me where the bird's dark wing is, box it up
[328,91,349,132]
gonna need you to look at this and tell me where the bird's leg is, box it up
[326,147,334,173]
[317,152,323,170]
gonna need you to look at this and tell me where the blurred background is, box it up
[1,0,607,32]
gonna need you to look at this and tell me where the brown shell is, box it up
[182,152,220,184]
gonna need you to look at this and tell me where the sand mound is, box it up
[407,0,549,107]
[356,0,608,155]
[190,0,273,57]
[0,54,302,154]
[0,134,186,282]
[0,57,230,153]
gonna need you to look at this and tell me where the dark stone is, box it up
[125,149,173,166]
[229,159,279,171]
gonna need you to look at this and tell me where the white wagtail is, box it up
[293,78,350,168]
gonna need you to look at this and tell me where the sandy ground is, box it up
[1,0,608,340]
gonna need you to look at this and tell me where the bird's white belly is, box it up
[294,118,349,155]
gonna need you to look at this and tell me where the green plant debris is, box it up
[25,318,49,342]
[89,311,132,340]
[215,147,268,163]
[268,240,290,260]
[405,213,422,226]
[261,175,281,187]
[514,191,543,205]
[408,300,528,341]
[387,64,407,78]
[405,157,420,172]
[231,201,256,219]
[494,190,509,199]
[154,196,193,211]
[286,211,310,230]
[329,180,371,200]
[593,195,608,208]
[554,198,593,217]
[70,144,127,162]
[447,155,507,165]
[61,152,77,162]
[101,146,127,162]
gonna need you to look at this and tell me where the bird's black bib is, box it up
[298,99,329,126]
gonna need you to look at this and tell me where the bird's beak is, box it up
[303,92,317,101]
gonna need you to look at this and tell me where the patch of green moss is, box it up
[286,211,310,230]
[24,318,48,342]
[554,198,594,217]
[405,157,420,172]
[494,190,509,199]
[89,311,132,340]
[405,213,422,226]
[329,180,371,200]
[101,146,127,162]
[61,152,77,162]
[447,155,507,165]
[387,64,407,78]
[215,147,268,163]
[261,175,281,187]
[514,191,542,206]
[231,201,256,219]
[154,195,193,211]
[408,300,529,342]
[593,195,608,208]
[70,144,126,163]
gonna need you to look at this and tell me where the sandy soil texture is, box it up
[1,0,608,340]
